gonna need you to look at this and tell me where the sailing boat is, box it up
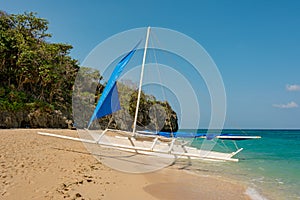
[38,27,258,164]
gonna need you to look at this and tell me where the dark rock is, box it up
[0,109,72,129]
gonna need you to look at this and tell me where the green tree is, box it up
[0,11,79,128]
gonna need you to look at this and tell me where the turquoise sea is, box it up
[181,129,300,200]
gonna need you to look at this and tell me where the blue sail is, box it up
[87,42,140,128]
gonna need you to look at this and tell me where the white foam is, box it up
[245,187,268,200]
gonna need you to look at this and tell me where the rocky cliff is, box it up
[0,110,73,129]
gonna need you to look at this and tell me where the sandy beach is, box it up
[0,129,251,200]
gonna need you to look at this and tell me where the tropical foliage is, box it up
[0,11,79,115]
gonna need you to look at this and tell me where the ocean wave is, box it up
[245,187,268,200]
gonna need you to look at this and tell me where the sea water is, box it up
[180,130,300,200]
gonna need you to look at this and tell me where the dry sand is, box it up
[0,129,251,200]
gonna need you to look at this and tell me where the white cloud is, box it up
[273,101,299,109]
[286,84,300,91]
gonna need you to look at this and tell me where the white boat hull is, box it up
[37,130,242,162]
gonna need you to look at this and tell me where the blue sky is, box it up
[2,0,300,129]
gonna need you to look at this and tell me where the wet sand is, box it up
[0,129,250,200]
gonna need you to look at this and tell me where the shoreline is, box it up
[1,128,251,200]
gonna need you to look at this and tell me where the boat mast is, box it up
[132,26,151,134]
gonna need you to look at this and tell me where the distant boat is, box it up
[38,27,260,162]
